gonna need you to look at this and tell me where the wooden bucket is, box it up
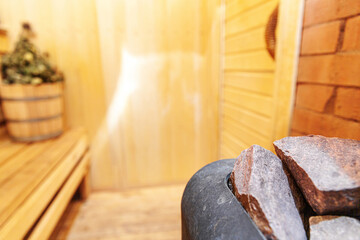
[0,82,64,142]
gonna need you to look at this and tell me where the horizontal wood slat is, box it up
[225,0,278,37]
[225,0,268,21]
[222,103,273,137]
[223,88,274,117]
[0,141,27,166]
[225,26,266,53]
[221,0,300,160]
[220,144,237,159]
[222,131,248,155]
[0,140,54,184]
[223,117,271,148]
[225,49,275,71]
[0,128,87,229]
[28,153,90,240]
[221,0,280,159]
[224,72,274,96]
[0,129,88,239]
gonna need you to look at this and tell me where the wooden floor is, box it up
[50,184,185,240]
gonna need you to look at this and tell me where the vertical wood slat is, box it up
[0,83,64,141]
[272,0,305,141]
[0,0,114,189]
[95,0,221,188]
[0,0,221,189]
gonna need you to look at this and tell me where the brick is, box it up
[342,15,360,51]
[304,0,360,27]
[335,87,360,121]
[295,84,334,112]
[291,107,360,140]
[301,21,341,55]
[298,54,360,87]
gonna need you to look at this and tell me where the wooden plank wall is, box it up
[0,0,115,189]
[220,0,304,158]
[95,0,221,188]
[221,0,278,158]
[0,0,220,189]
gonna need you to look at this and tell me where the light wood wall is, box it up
[95,0,221,188]
[220,0,304,158]
[0,0,221,189]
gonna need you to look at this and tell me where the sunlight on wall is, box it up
[106,49,139,131]
[0,0,221,189]
[96,0,221,188]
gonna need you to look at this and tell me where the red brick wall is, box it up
[291,0,360,140]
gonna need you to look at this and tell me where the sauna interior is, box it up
[0,0,359,239]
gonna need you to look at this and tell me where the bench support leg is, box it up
[79,169,90,200]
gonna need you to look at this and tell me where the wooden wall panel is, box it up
[221,0,278,159]
[225,0,278,37]
[220,0,304,158]
[95,0,221,188]
[0,0,221,189]
[0,0,116,189]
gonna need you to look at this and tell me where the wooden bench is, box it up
[0,127,89,240]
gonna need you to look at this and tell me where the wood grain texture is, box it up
[0,140,27,165]
[0,139,54,184]
[51,184,185,240]
[272,0,305,141]
[220,0,302,158]
[0,128,88,240]
[1,82,64,140]
[225,0,278,37]
[28,153,90,240]
[0,0,221,189]
[49,201,83,240]
[221,0,278,159]
[95,0,221,188]
[0,0,114,189]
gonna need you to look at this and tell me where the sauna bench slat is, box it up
[0,127,89,240]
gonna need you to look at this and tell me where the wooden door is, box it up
[220,0,304,157]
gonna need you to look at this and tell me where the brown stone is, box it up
[281,163,315,238]
[231,145,306,240]
[274,136,360,216]
[310,216,360,240]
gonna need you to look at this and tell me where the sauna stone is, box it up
[274,135,360,216]
[281,163,314,237]
[230,145,306,240]
[310,216,360,240]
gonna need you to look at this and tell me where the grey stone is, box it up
[310,216,360,240]
[274,135,360,216]
[231,145,306,240]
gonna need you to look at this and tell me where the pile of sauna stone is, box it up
[230,135,360,240]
